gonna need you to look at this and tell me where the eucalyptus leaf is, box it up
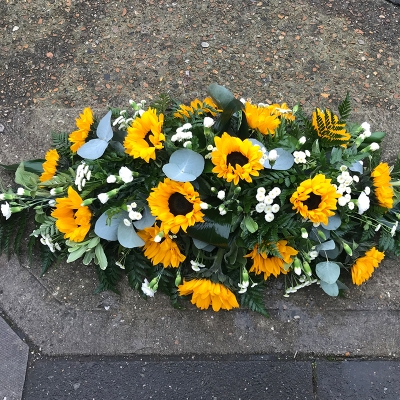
[77,138,109,160]
[162,149,205,182]
[96,110,113,141]
[322,214,342,230]
[132,205,156,230]
[320,280,339,296]
[316,261,340,284]
[94,211,125,241]
[349,161,363,174]
[268,148,295,170]
[117,222,145,248]
[315,239,336,251]
[323,243,342,259]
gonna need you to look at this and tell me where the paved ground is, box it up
[1,0,400,398]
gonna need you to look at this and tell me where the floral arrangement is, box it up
[1,83,400,316]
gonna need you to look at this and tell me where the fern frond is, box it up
[338,92,351,122]
[240,284,269,317]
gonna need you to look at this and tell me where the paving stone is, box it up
[23,358,314,400]
[316,360,400,399]
[0,317,29,400]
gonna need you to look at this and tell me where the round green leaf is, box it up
[316,261,340,284]
[162,149,205,182]
[320,281,339,296]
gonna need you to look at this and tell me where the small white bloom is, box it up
[271,187,281,197]
[97,193,109,204]
[370,142,380,151]
[340,165,348,172]
[299,136,306,145]
[357,191,370,215]
[129,211,142,221]
[50,188,57,196]
[345,187,352,194]
[353,175,359,183]
[348,202,355,210]
[17,188,25,196]
[264,205,272,213]
[217,190,226,200]
[207,144,214,151]
[337,175,345,184]
[256,192,265,202]
[123,218,131,226]
[268,149,278,161]
[312,222,320,227]
[86,170,92,181]
[0,194,4,200]
[107,175,117,183]
[265,212,275,222]
[257,187,266,195]
[361,122,371,137]
[391,221,398,237]
[264,196,273,205]
[375,224,382,232]
[183,141,192,148]
[305,150,311,157]
[338,197,348,207]
[301,230,308,239]
[48,199,56,207]
[294,266,302,276]
[203,117,215,128]
[271,204,280,213]
[309,250,319,260]
[119,167,133,183]
[182,123,192,130]
[219,209,227,216]
[255,203,266,213]
[1,202,11,220]
[364,186,371,195]
[154,234,162,243]
[138,109,145,116]
[81,178,86,187]
[200,202,209,210]
[141,278,156,297]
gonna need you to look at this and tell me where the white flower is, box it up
[348,202,355,210]
[364,186,371,195]
[0,194,4,200]
[17,188,25,196]
[256,192,265,202]
[340,165,348,172]
[1,202,11,220]
[299,136,306,145]
[305,150,311,157]
[141,279,156,297]
[204,117,215,128]
[219,209,227,216]
[190,260,205,272]
[294,266,302,276]
[337,175,345,184]
[119,167,133,183]
[361,122,371,137]
[265,212,274,222]
[48,199,56,207]
[375,224,382,232]
[271,187,281,197]
[97,193,109,204]
[264,196,273,205]
[50,188,57,196]
[391,221,398,237]
[183,141,192,148]
[301,229,308,239]
[312,222,320,227]
[238,281,249,294]
[271,204,280,213]
[338,197,348,207]
[268,149,278,161]
[86,170,92,181]
[309,250,319,260]
[123,218,131,226]
[129,211,142,220]
[217,190,225,200]
[107,175,117,183]
[206,144,214,151]
[255,203,266,213]
[357,191,370,215]
[353,175,360,183]
[154,234,163,243]
[257,187,266,195]
[200,202,209,210]
[182,123,192,130]
[370,142,379,151]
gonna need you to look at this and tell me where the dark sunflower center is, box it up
[226,151,248,167]
[303,193,322,210]
[144,131,153,147]
[168,193,193,216]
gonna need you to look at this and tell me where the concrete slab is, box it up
[316,360,400,399]
[0,316,29,400]
[23,357,314,400]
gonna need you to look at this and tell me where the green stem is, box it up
[209,247,226,274]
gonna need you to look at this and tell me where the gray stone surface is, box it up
[0,316,29,400]
[23,358,314,400]
[316,360,400,399]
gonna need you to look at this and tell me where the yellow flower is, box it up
[147,178,204,234]
[245,241,298,280]
[137,225,186,268]
[69,108,94,153]
[371,162,394,209]
[312,108,351,144]
[244,102,281,135]
[211,132,264,185]
[178,279,239,311]
[351,247,385,285]
[174,97,219,119]
[51,186,92,242]
[39,149,59,182]
[269,102,296,121]
[124,108,165,163]
[290,174,340,225]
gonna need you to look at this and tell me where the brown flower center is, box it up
[227,151,248,167]
[303,193,321,210]
[144,131,153,147]
[168,193,193,216]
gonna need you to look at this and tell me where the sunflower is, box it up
[312,108,351,145]
[147,178,204,234]
[123,108,165,163]
[39,149,59,182]
[178,279,239,311]
[69,108,94,153]
[245,241,298,280]
[51,186,92,242]
[290,174,340,225]
[174,97,219,119]
[351,247,385,285]
[137,225,186,268]
[211,132,264,185]
[244,102,281,135]
[371,162,394,209]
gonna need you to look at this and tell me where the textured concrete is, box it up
[316,361,400,399]
[0,316,29,400]
[23,357,314,400]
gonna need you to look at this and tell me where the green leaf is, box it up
[240,285,269,317]
[320,280,339,296]
[0,159,44,174]
[162,149,205,182]
[244,216,258,233]
[338,92,351,122]
[207,83,235,109]
[67,245,88,263]
[316,261,340,284]
[15,163,39,191]
[95,243,108,270]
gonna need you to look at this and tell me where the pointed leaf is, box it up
[77,138,108,160]
[97,110,113,141]
[95,243,108,270]
[117,222,145,248]
[132,205,156,230]
[193,238,210,249]
[162,149,204,182]
[207,83,235,109]
[322,214,342,230]
[310,227,330,241]
[316,261,340,284]
[320,280,339,296]
[349,161,363,174]
[1,159,44,174]
[94,211,125,241]
[315,240,336,251]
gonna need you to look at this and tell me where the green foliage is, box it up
[338,92,351,122]
[125,252,151,292]
[150,93,172,115]
[94,262,123,294]
[240,284,269,317]
[51,132,71,154]
[40,244,58,276]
